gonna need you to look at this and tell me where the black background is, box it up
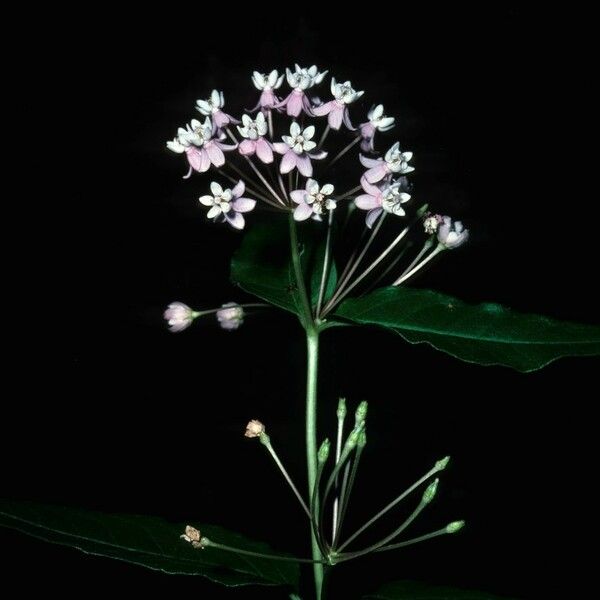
[3,6,597,599]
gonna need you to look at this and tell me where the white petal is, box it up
[211,89,220,105]
[302,140,316,152]
[373,104,384,119]
[321,183,334,195]
[190,119,201,129]
[314,70,328,84]
[221,189,233,201]
[282,135,293,146]
[286,68,295,87]
[242,114,252,126]
[206,205,222,219]
[252,71,264,90]
[268,70,278,87]
[402,151,413,161]
[275,74,284,89]
[330,77,336,96]
[306,179,319,194]
[303,125,315,140]
[256,112,266,125]
[199,195,215,206]
[210,181,223,196]
[290,122,301,136]
[195,101,210,114]
[167,139,185,153]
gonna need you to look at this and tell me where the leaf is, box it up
[0,499,299,589]
[335,287,600,372]
[231,218,334,315]
[363,580,519,599]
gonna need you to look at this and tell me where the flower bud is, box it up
[318,439,330,463]
[216,302,245,331]
[347,424,364,449]
[435,456,450,471]
[358,430,367,449]
[180,525,202,548]
[355,401,368,425]
[437,216,469,249]
[337,398,347,420]
[446,520,465,534]
[422,478,439,504]
[164,302,197,333]
[245,419,265,438]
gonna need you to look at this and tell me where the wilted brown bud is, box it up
[245,419,265,438]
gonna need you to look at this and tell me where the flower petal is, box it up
[239,139,256,156]
[355,194,380,210]
[231,180,245,198]
[366,207,383,229]
[226,211,245,230]
[273,142,289,154]
[210,181,223,196]
[303,125,315,140]
[199,195,214,206]
[232,198,256,213]
[359,154,382,169]
[290,190,306,204]
[321,183,334,195]
[280,151,297,174]
[206,143,225,167]
[256,138,274,163]
[206,205,222,219]
[294,202,313,221]
[296,154,313,177]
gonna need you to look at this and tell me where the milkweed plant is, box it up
[1,64,599,600]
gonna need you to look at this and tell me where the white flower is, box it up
[237,113,268,140]
[282,122,317,154]
[196,89,225,115]
[252,69,284,90]
[368,104,395,131]
[199,181,233,219]
[291,179,336,221]
[164,302,196,333]
[437,216,469,249]
[381,183,411,216]
[330,78,364,104]
[286,64,328,90]
[166,118,213,153]
[245,419,265,438]
[385,142,414,174]
[216,302,244,331]
[423,214,443,234]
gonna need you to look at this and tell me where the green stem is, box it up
[289,215,314,329]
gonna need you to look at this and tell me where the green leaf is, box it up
[364,580,519,599]
[335,287,600,372]
[231,217,333,315]
[0,499,299,589]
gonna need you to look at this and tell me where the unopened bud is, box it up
[355,401,368,425]
[435,456,450,471]
[446,520,465,534]
[245,420,265,439]
[347,424,364,449]
[199,536,211,548]
[358,430,367,449]
[337,398,347,420]
[318,439,331,463]
[422,478,439,504]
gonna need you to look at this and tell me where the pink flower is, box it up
[199,181,256,230]
[216,302,244,331]
[290,178,336,221]
[237,113,274,164]
[359,142,414,184]
[251,70,284,111]
[355,176,411,228]
[312,78,363,130]
[276,64,327,117]
[164,302,197,332]
[437,216,469,249]
[273,123,327,177]
[166,118,237,177]
[359,104,395,152]
[196,89,239,131]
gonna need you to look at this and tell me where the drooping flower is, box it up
[196,89,239,131]
[199,181,256,230]
[355,176,411,228]
[276,64,328,117]
[166,118,237,177]
[180,526,202,548]
[360,104,395,152]
[251,70,285,111]
[164,302,197,333]
[359,142,414,183]
[273,123,327,176]
[312,78,364,130]
[245,419,265,438]
[423,213,443,234]
[237,113,274,163]
[216,302,244,331]
[437,216,469,249]
[290,178,336,221]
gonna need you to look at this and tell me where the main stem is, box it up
[306,329,323,599]
[288,215,324,599]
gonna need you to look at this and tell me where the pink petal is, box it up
[260,89,278,108]
[215,141,238,151]
[294,202,313,221]
[280,151,297,174]
[274,91,292,110]
[231,180,245,198]
[366,208,383,229]
[290,190,306,204]
[213,111,229,128]
[328,105,344,130]
[273,142,289,154]
[307,150,327,160]
[239,139,256,156]
[232,198,256,213]
[360,175,381,196]
[296,154,313,177]
[287,91,303,117]
[256,138,274,163]
[342,108,356,131]
[186,147,210,172]
[359,154,382,168]
[360,123,375,140]
[302,94,314,116]
[312,100,334,116]
[360,137,374,152]
[206,142,225,167]
[226,212,245,230]
[355,194,381,210]
[364,164,389,183]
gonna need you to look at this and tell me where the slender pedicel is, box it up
[222,162,280,207]
[397,237,435,279]
[393,243,445,285]
[267,109,274,139]
[316,210,335,319]
[318,124,330,149]
[331,398,347,538]
[217,168,278,207]
[312,439,331,555]
[363,243,412,295]
[336,184,363,201]
[337,456,450,551]
[329,136,361,167]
